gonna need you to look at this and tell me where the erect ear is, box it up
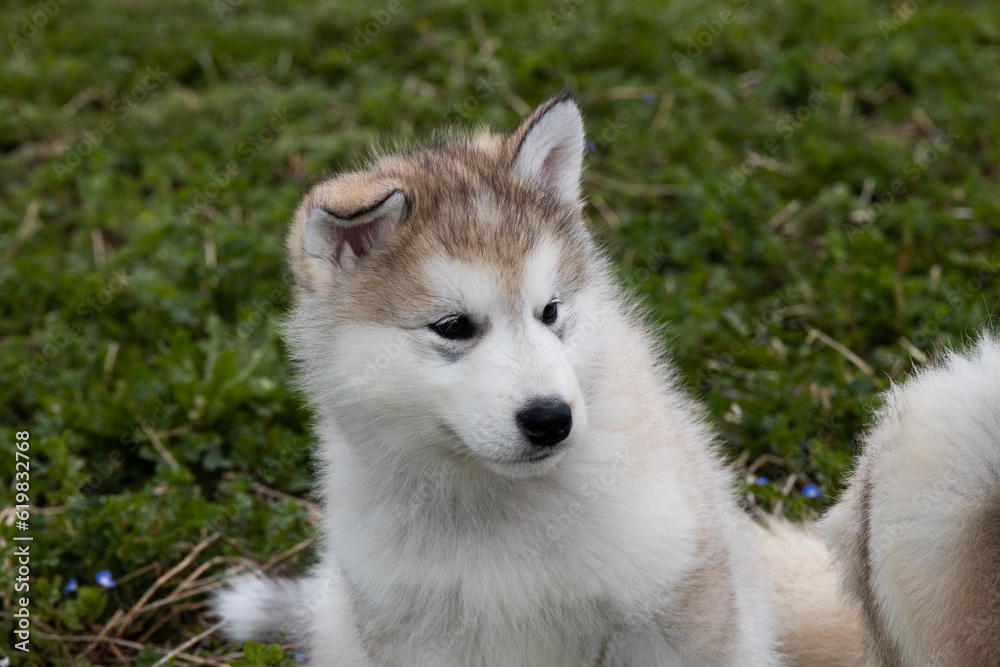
[293,173,407,280]
[510,91,585,204]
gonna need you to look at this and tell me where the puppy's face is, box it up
[287,94,605,477]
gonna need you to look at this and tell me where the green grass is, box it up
[2,0,999,663]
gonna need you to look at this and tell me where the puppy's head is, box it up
[287,93,609,478]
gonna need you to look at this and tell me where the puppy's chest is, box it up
[357,590,614,667]
[347,539,656,667]
[334,469,699,664]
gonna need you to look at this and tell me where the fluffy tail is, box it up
[820,335,1000,665]
[213,575,304,642]
[752,520,863,666]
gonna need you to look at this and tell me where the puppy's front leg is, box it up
[299,564,376,666]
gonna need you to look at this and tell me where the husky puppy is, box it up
[215,92,997,666]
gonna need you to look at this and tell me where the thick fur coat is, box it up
[214,93,998,666]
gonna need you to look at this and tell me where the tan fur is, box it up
[664,537,742,662]
[827,478,1000,667]
[287,93,589,327]
[753,520,863,666]
[937,495,1000,665]
[821,336,1000,666]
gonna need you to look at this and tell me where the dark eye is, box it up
[541,300,560,325]
[431,315,476,340]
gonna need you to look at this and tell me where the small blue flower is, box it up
[64,577,78,593]
[95,570,116,588]
[802,483,821,499]
[294,650,308,664]
[642,91,658,106]
[753,476,769,485]
[584,139,597,155]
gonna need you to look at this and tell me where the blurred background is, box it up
[2,0,999,663]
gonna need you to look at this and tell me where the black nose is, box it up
[517,400,573,447]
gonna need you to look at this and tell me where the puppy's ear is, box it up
[288,173,407,287]
[509,91,585,204]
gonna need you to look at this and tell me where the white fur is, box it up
[512,97,585,202]
[302,294,777,665]
[213,575,299,641]
[413,244,588,477]
[214,563,371,659]
[218,245,781,664]
[214,95,784,666]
